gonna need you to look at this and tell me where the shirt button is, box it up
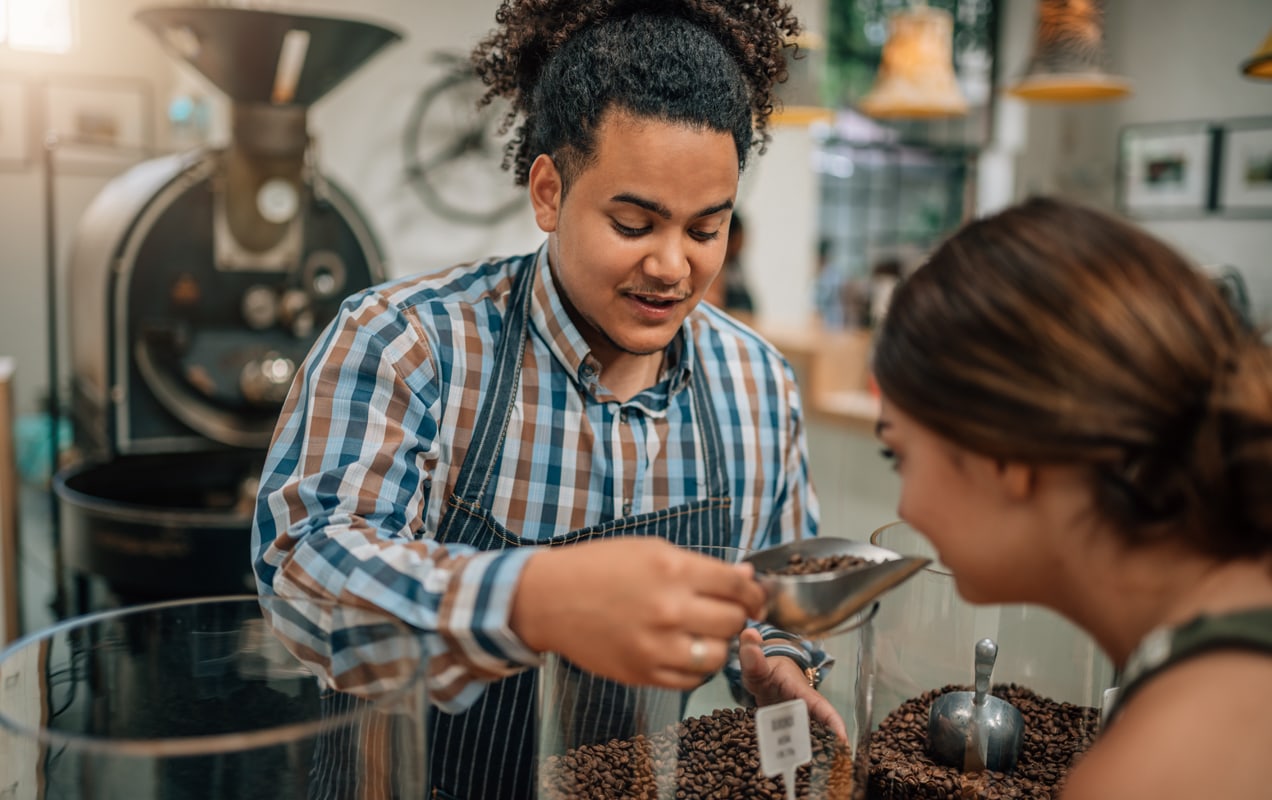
[620,409,629,423]
[622,501,633,516]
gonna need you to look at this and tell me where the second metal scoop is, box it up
[744,537,930,636]
[927,638,1025,773]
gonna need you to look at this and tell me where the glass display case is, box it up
[0,594,428,800]
[867,521,1116,799]
[537,545,877,800]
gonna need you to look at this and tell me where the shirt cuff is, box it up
[753,622,834,673]
[722,622,837,705]
[439,547,544,672]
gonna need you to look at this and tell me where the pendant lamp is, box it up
[1242,27,1272,80]
[1008,0,1130,101]
[858,3,968,119]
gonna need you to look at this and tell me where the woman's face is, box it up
[876,396,1059,605]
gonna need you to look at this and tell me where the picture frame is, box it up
[1115,121,1218,219]
[0,75,31,170]
[40,76,155,174]
[1215,116,1272,218]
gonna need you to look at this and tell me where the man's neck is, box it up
[544,246,673,403]
[600,350,666,403]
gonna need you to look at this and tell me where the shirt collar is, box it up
[527,241,694,405]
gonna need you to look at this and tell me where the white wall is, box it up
[1005,0,1272,322]
[739,0,828,329]
[741,122,824,328]
[0,1,173,416]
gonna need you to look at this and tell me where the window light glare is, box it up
[8,0,75,54]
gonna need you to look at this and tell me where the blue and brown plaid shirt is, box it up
[252,242,821,710]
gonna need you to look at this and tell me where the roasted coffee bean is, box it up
[868,684,1100,799]
[540,706,859,799]
[765,553,873,576]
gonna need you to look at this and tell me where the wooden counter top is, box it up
[813,389,881,435]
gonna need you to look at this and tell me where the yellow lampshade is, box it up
[858,4,968,119]
[772,32,835,126]
[1242,27,1272,80]
[1007,0,1131,102]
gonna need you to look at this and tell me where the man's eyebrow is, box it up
[695,199,734,218]
[875,419,890,438]
[610,193,733,220]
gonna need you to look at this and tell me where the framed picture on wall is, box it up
[41,76,155,174]
[0,76,30,170]
[1116,121,1218,218]
[1216,117,1272,217]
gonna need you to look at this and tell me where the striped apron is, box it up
[427,256,733,799]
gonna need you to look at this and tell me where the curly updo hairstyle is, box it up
[873,196,1272,560]
[471,0,801,189]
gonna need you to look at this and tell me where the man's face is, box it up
[529,110,739,364]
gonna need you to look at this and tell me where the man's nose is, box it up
[641,235,691,284]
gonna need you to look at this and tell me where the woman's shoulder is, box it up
[1063,650,1272,799]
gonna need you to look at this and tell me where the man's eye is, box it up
[879,447,898,465]
[613,221,650,237]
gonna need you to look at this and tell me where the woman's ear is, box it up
[997,460,1036,502]
[528,154,562,233]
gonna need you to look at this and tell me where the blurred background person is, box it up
[811,237,853,329]
[705,211,756,323]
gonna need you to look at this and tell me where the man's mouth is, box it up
[627,291,685,308]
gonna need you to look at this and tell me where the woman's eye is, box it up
[879,447,899,468]
[690,228,720,242]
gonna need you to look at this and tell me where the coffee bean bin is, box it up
[0,595,428,799]
[867,521,1116,799]
[537,546,876,800]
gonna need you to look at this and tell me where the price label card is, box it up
[755,698,812,776]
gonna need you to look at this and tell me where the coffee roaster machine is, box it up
[52,6,400,609]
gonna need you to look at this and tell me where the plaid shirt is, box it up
[252,243,820,709]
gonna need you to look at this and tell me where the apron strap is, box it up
[688,358,729,500]
[449,255,537,508]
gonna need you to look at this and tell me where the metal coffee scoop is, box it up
[743,537,930,637]
[927,638,1025,773]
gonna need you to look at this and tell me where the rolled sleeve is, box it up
[254,288,543,712]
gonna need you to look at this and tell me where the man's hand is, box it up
[738,626,848,741]
[510,537,766,690]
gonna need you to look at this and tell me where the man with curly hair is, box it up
[253,1,835,795]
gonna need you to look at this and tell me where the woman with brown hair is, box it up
[873,196,1272,798]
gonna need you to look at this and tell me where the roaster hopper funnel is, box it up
[135,5,402,107]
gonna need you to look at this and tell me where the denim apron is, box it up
[427,256,733,799]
